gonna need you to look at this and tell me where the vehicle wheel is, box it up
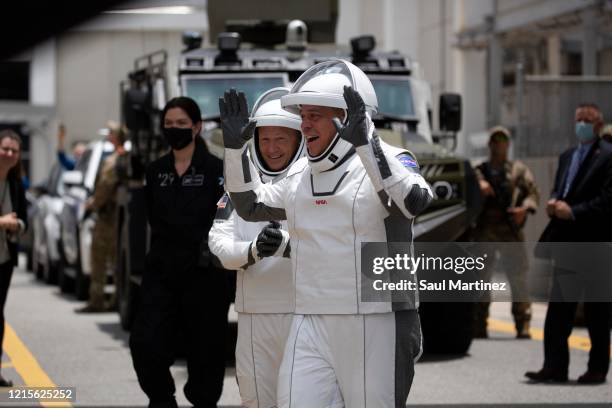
[75,269,90,301]
[57,237,74,293]
[32,244,43,280]
[42,252,58,285]
[58,261,74,294]
[27,228,36,273]
[72,224,89,300]
[26,249,33,273]
[420,302,474,355]
[40,250,50,283]
[117,218,138,330]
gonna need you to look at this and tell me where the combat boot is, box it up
[75,301,107,313]
[515,319,531,339]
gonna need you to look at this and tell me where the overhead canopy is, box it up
[1,0,128,59]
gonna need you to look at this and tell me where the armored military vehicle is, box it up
[116,19,480,354]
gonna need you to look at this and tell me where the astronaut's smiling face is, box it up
[299,105,345,157]
[257,126,300,171]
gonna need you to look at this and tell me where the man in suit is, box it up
[526,103,612,384]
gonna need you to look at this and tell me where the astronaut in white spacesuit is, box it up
[219,60,433,408]
[209,87,304,408]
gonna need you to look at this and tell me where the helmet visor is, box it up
[281,59,355,114]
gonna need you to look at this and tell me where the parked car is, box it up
[30,162,67,283]
[58,140,114,300]
[19,188,37,272]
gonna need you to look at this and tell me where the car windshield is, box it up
[182,74,288,119]
[74,149,92,173]
[370,76,415,119]
[47,163,64,195]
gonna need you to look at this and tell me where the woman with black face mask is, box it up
[129,97,231,408]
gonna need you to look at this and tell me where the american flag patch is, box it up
[217,194,229,209]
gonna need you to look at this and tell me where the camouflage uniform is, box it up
[472,160,540,337]
[87,152,120,309]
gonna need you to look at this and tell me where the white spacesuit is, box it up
[209,87,304,408]
[219,60,433,408]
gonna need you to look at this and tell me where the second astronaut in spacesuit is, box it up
[209,88,304,408]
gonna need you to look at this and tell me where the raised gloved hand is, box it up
[219,88,257,149]
[252,221,284,259]
[332,85,369,147]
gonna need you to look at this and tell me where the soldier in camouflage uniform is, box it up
[472,126,540,338]
[77,122,126,313]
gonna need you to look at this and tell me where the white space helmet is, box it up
[250,87,305,180]
[281,59,378,115]
[281,59,378,172]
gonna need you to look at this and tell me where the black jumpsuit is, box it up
[129,139,231,408]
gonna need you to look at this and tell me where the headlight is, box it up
[430,181,461,201]
[432,181,453,200]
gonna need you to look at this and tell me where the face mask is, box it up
[163,127,193,150]
[575,121,596,143]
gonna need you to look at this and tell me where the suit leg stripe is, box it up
[363,315,367,407]
[289,316,305,408]
[395,310,417,407]
[352,174,367,314]
[250,314,260,406]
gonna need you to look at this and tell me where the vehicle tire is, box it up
[117,221,138,330]
[58,261,74,294]
[26,249,33,273]
[57,237,74,293]
[75,269,90,301]
[73,221,89,300]
[27,227,36,274]
[32,243,43,281]
[40,250,50,283]
[42,252,58,285]
[420,302,474,355]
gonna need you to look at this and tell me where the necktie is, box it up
[562,145,588,198]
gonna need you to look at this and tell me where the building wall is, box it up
[26,1,612,183]
[29,40,57,183]
[601,50,612,76]
[56,30,185,144]
[0,40,57,184]
[460,0,493,28]
[337,0,489,156]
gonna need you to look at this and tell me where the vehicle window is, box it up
[92,150,113,188]
[371,77,415,119]
[97,151,112,175]
[75,149,93,173]
[46,163,63,195]
[183,74,287,119]
[56,172,65,196]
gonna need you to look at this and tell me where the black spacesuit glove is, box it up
[332,85,369,147]
[219,88,257,149]
[253,221,283,258]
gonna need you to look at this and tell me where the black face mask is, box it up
[163,127,193,150]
